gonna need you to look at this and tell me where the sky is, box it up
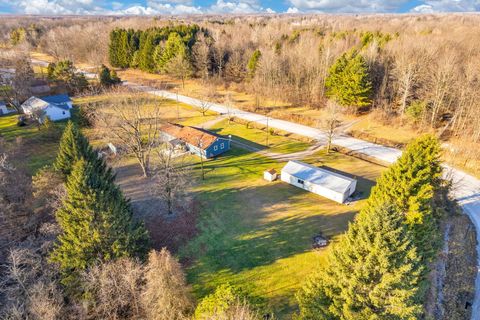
[1,0,480,15]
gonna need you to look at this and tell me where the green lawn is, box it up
[209,119,312,154]
[180,147,385,318]
[0,114,66,174]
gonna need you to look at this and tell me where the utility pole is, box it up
[198,140,205,180]
[176,88,180,121]
[266,116,269,148]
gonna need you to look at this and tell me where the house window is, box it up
[214,145,218,151]
[297,179,304,185]
[220,143,224,149]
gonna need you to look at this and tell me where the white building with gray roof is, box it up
[281,160,357,203]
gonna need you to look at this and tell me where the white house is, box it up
[21,95,72,122]
[281,160,357,203]
[264,168,278,182]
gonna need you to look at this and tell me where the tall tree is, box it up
[364,134,443,261]
[54,121,95,176]
[297,204,423,320]
[50,159,149,285]
[247,49,262,79]
[325,50,372,111]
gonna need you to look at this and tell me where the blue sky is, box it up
[1,0,480,15]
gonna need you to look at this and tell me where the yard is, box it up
[179,147,385,317]
[0,113,66,174]
[73,91,386,317]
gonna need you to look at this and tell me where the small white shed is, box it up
[264,168,278,182]
[281,160,356,203]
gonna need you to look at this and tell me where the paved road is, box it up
[124,82,480,318]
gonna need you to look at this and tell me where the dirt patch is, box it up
[112,158,198,255]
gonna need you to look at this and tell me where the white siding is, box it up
[45,106,71,121]
[281,170,355,204]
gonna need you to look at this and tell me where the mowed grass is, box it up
[0,114,66,174]
[180,147,385,318]
[209,119,312,154]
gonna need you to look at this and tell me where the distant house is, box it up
[21,94,72,122]
[160,123,231,159]
[264,168,278,182]
[281,160,357,204]
[0,102,15,115]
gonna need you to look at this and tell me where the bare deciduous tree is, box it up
[151,146,191,215]
[82,258,145,319]
[94,90,163,177]
[321,100,342,154]
[142,249,193,320]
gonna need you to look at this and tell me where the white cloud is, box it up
[207,0,262,14]
[265,7,275,13]
[286,7,301,13]
[11,0,106,15]
[411,0,480,12]
[287,0,411,13]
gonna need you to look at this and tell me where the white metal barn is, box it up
[281,160,357,203]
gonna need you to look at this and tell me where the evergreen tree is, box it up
[138,32,158,72]
[364,134,442,261]
[325,50,372,110]
[54,121,93,176]
[50,159,149,286]
[297,204,423,320]
[99,65,121,86]
[157,32,189,72]
[247,49,261,79]
[109,29,121,67]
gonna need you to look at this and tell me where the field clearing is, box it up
[180,147,385,317]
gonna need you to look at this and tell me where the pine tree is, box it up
[50,159,149,286]
[54,121,93,176]
[158,32,189,72]
[297,204,423,320]
[365,134,442,261]
[247,49,261,79]
[325,50,372,110]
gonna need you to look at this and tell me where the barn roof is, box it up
[282,160,356,194]
[21,96,70,112]
[265,168,277,175]
[41,94,71,105]
[160,123,219,150]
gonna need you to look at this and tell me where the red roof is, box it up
[266,168,277,175]
[161,123,218,150]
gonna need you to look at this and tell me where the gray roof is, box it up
[282,160,356,194]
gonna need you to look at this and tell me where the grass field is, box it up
[180,147,385,317]
[209,119,312,154]
[0,114,66,174]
